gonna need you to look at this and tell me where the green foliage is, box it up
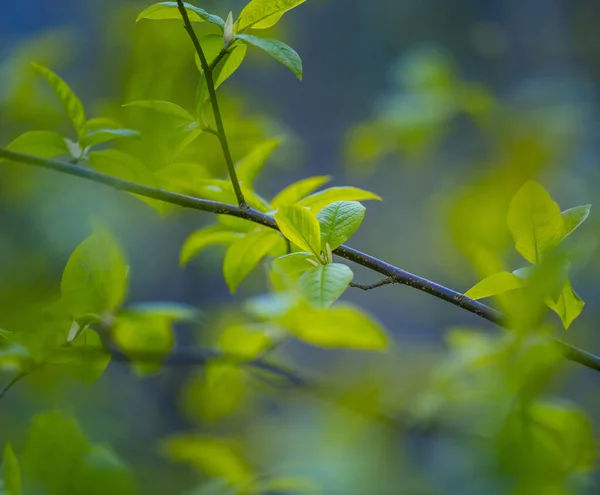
[123,100,195,121]
[2,443,21,495]
[3,131,68,161]
[296,264,354,308]
[317,201,366,250]
[235,0,305,32]
[274,205,322,258]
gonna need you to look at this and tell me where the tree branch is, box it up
[175,0,246,208]
[0,147,599,374]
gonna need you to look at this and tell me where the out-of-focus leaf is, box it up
[274,205,322,258]
[317,201,365,250]
[31,63,86,137]
[180,226,241,266]
[258,476,320,495]
[561,205,591,241]
[507,181,564,264]
[71,447,136,495]
[136,1,225,28]
[121,302,201,322]
[60,329,111,384]
[235,138,281,185]
[123,100,195,121]
[271,176,332,207]
[3,131,68,161]
[546,279,584,330]
[223,229,281,292]
[236,0,305,31]
[286,304,388,350]
[298,187,381,213]
[237,34,302,80]
[161,434,253,485]
[3,443,21,495]
[80,128,140,150]
[155,161,211,191]
[296,263,353,308]
[218,323,277,360]
[464,272,524,300]
[61,225,128,317]
[271,252,316,289]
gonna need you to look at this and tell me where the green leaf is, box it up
[180,226,241,266]
[71,447,136,495]
[287,304,388,350]
[60,329,111,384]
[177,178,272,212]
[223,229,281,292]
[298,187,382,213]
[61,225,128,317]
[317,201,366,250]
[237,34,302,80]
[296,263,353,308]
[218,323,276,360]
[171,125,204,159]
[271,176,332,207]
[136,1,225,28]
[235,138,281,185]
[31,63,86,137]
[271,252,317,282]
[3,443,21,495]
[155,161,211,192]
[546,279,584,329]
[160,435,253,485]
[236,0,305,32]
[123,100,195,121]
[507,180,565,264]
[464,272,525,300]
[561,204,591,241]
[80,128,140,150]
[3,130,68,161]
[274,205,322,258]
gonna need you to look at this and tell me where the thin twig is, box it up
[207,47,231,72]
[0,362,44,399]
[0,148,599,374]
[350,277,395,291]
[175,0,246,208]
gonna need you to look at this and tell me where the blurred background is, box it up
[1,0,600,493]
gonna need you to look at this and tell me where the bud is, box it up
[223,11,234,48]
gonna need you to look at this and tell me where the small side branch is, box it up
[350,277,395,291]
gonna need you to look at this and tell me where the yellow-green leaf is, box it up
[3,443,21,495]
[218,323,276,360]
[61,225,128,317]
[317,201,366,250]
[123,100,195,121]
[464,272,524,300]
[180,226,241,266]
[274,205,322,257]
[507,180,565,264]
[80,128,140,150]
[235,138,281,185]
[287,304,388,350]
[32,63,86,137]
[236,0,305,32]
[271,252,317,288]
[3,130,68,161]
[546,279,585,329]
[271,176,331,207]
[160,435,253,485]
[223,229,281,293]
[561,205,591,241]
[296,263,354,308]
[237,34,303,80]
[136,1,225,28]
[298,187,382,213]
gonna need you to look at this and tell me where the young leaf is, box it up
[81,128,140,150]
[236,0,305,32]
[507,180,565,264]
[235,138,281,185]
[561,205,591,241]
[180,226,241,266]
[3,443,21,495]
[61,225,128,317]
[272,252,316,280]
[274,205,322,257]
[223,229,281,292]
[298,186,382,213]
[3,130,68,161]
[123,100,195,121]
[155,161,211,191]
[136,1,225,29]
[218,323,276,360]
[171,125,204,159]
[317,201,366,250]
[296,263,354,308]
[271,176,331,207]
[31,63,86,137]
[546,279,584,329]
[464,272,524,300]
[287,304,388,350]
[237,34,302,80]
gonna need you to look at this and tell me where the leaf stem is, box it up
[175,0,247,209]
[0,147,599,374]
